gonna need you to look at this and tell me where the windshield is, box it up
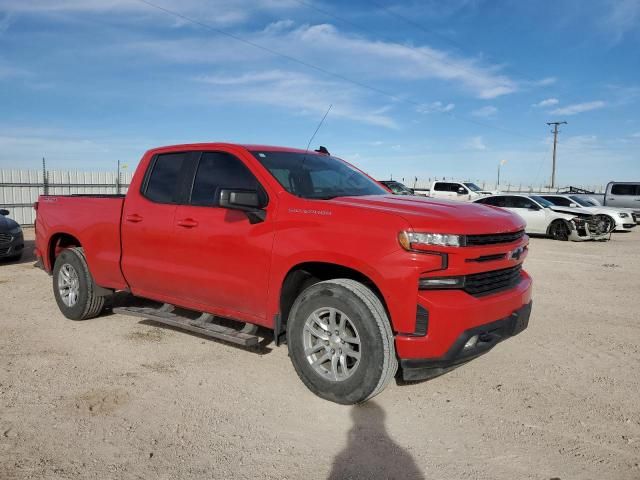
[464,182,482,192]
[385,182,412,195]
[530,195,554,208]
[251,151,386,200]
[569,195,594,207]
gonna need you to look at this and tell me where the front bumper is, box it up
[0,232,24,258]
[400,301,532,381]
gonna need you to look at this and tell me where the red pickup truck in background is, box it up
[35,143,532,404]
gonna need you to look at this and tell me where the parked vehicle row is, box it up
[378,180,637,241]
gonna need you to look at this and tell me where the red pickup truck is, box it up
[35,143,532,404]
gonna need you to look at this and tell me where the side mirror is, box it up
[457,187,466,195]
[528,204,541,211]
[0,209,9,216]
[219,189,266,224]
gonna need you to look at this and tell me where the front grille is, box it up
[0,247,10,256]
[0,233,12,244]
[465,230,524,246]
[464,265,522,297]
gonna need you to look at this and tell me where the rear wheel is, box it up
[286,279,397,404]
[53,247,105,320]
[548,220,570,241]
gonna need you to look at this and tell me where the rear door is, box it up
[121,152,195,300]
[170,150,275,324]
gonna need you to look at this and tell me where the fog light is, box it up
[463,335,479,350]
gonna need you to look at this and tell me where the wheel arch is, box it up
[47,232,82,272]
[278,261,390,334]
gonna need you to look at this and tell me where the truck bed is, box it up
[35,195,128,290]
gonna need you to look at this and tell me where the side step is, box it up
[113,305,260,347]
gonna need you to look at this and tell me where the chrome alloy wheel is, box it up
[303,307,361,381]
[58,263,80,307]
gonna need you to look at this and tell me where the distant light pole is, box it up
[497,159,507,187]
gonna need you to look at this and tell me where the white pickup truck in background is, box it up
[427,181,494,201]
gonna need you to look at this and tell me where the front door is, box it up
[170,150,274,324]
[121,152,193,300]
[505,196,548,234]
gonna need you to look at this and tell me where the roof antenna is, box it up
[305,104,332,153]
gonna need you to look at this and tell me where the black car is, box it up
[379,180,415,195]
[0,209,24,261]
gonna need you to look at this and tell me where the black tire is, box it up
[286,279,397,404]
[52,247,105,320]
[548,219,569,241]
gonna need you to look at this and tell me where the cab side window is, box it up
[509,197,536,209]
[480,196,506,207]
[191,152,263,207]
[144,153,187,204]
[433,182,450,192]
[611,184,639,196]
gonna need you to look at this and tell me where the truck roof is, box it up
[146,143,315,156]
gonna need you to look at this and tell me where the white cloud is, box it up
[416,101,455,114]
[471,105,497,117]
[631,132,640,138]
[533,98,559,108]
[601,0,640,43]
[465,136,486,150]
[533,77,557,86]
[194,70,398,128]
[124,21,520,100]
[0,0,301,26]
[551,100,606,115]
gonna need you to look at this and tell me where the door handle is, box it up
[177,218,199,228]
[125,214,143,223]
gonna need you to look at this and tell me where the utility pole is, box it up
[546,121,567,189]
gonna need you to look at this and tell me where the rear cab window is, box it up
[144,152,188,203]
[611,184,640,196]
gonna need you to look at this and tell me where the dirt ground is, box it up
[1,228,639,480]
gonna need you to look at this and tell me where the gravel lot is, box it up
[1,228,639,480]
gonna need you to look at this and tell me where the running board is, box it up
[113,305,259,347]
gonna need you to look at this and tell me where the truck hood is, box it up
[330,195,525,235]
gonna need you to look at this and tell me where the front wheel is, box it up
[286,279,397,404]
[548,220,570,241]
[52,247,105,320]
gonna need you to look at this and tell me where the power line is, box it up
[366,0,540,84]
[134,0,539,142]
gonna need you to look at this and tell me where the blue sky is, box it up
[0,0,638,187]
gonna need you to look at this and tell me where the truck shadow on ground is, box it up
[105,291,274,355]
[328,401,425,480]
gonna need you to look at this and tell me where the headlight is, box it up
[619,212,629,218]
[419,276,465,289]
[399,231,463,250]
[9,226,22,235]
[571,217,585,227]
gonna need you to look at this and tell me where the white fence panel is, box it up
[0,168,132,225]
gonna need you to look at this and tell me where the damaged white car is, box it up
[473,194,613,241]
